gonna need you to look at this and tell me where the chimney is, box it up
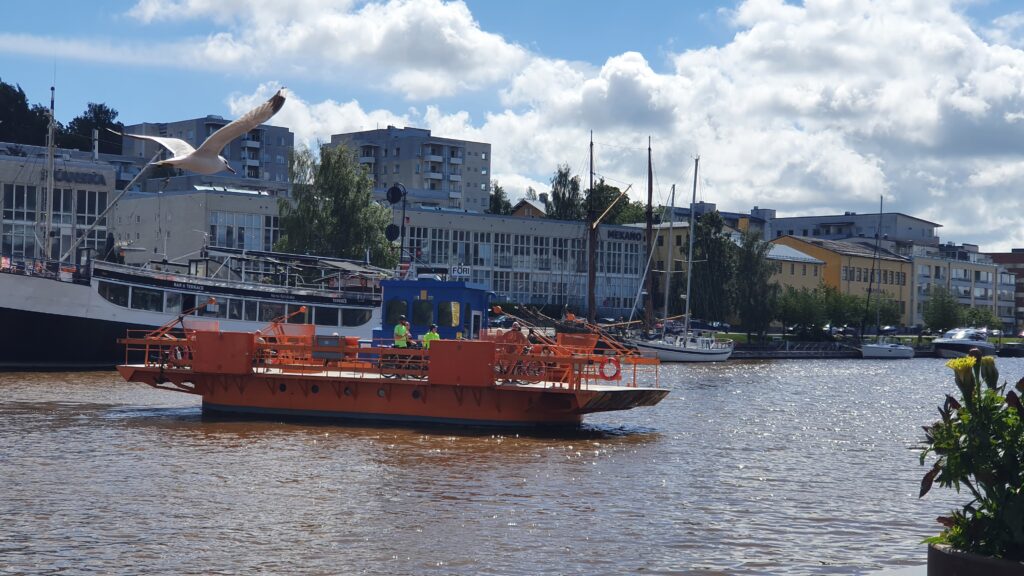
[92,128,99,160]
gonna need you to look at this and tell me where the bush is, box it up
[919,350,1024,560]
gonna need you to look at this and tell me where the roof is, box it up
[779,236,911,262]
[774,212,942,228]
[512,198,546,214]
[767,243,825,264]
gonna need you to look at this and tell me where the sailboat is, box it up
[860,196,914,359]
[630,157,734,362]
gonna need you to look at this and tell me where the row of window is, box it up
[841,266,907,286]
[97,281,373,327]
[384,298,464,328]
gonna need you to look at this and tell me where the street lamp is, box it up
[385,183,408,263]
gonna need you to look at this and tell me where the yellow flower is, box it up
[980,356,999,389]
[946,356,976,372]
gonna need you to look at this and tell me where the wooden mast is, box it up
[587,131,597,322]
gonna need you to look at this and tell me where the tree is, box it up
[276,144,397,268]
[731,230,779,341]
[821,285,864,329]
[686,210,735,322]
[923,286,962,332]
[582,178,629,225]
[614,200,647,225]
[545,164,583,221]
[777,286,826,338]
[865,292,902,329]
[487,181,512,215]
[61,102,123,154]
[962,305,1000,329]
[525,186,537,201]
[0,79,50,146]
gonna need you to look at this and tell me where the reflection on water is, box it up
[2,359,1009,575]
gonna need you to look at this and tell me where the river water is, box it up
[1,357,1006,575]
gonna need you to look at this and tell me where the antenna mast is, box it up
[44,85,56,261]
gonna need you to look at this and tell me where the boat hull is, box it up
[861,343,915,359]
[631,339,733,362]
[117,366,669,428]
[932,340,997,358]
[0,269,379,370]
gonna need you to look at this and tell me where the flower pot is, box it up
[928,544,1024,576]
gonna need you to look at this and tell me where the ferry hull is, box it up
[117,366,668,428]
[0,305,146,369]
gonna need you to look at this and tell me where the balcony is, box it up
[242,138,261,148]
[448,191,462,199]
[448,173,461,182]
[359,156,376,164]
[424,172,443,180]
[244,159,261,167]
[426,154,444,163]
[449,156,463,164]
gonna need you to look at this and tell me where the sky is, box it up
[2,0,1024,250]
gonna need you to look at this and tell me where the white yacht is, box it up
[931,328,997,358]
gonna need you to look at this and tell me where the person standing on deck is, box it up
[422,324,440,350]
[394,315,410,348]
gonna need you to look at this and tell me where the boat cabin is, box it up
[371,278,492,343]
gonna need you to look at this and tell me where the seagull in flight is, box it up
[111,88,286,175]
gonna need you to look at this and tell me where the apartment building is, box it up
[329,126,491,212]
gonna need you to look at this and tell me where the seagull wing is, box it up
[111,129,196,158]
[197,89,287,156]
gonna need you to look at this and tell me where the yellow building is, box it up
[767,243,826,291]
[772,236,913,325]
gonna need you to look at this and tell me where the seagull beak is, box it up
[226,164,237,174]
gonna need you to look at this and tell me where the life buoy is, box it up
[600,356,621,380]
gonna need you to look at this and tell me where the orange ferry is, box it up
[117,279,667,427]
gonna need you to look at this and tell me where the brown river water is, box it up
[1,358,1002,575]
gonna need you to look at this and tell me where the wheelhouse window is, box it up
[130,287,164,312]
[198,298,226,318]
[98,281,129,307]
[342,308,373,327]
[385,299,407,325]
[438,301,460,328]
[165,292,182,314]
[412,300,433,326]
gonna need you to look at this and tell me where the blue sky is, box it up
[3,1,1024,250]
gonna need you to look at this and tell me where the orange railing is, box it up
[121,312,660,390]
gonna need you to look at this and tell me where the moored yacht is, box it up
[931,328,997,358]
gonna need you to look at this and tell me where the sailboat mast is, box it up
[44,85,56,261]
[644,137,653,330]
[661,184,675,340]
[862,195,884,337]
[683,157,699,339]
[587,130,597,322]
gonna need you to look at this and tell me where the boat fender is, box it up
[600,356,621,380]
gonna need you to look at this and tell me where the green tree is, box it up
[525,186,537,201]
[487,181,512,215]
[731,230,779,341]
[545,164,583,221]
[61,102,123,154]
[582,178,627,224]
[923,285,962,332]
[613,200,647,224]
[821,284,864,329]
[686,211,735,322]
[0,79,50,146]
[865,293,902,329]
[777,286,826,338]
[276,144,397,268]
[962,305,1000,329]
